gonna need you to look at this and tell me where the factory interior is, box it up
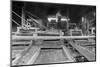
[11,1,96,66]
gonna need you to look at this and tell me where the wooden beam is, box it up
[62,45,75,62]
[12,42,32,65]
[12,36,95,40]
[69,41,95,61]
[12,42,31,45]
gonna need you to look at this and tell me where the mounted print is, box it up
[11,0,96,67]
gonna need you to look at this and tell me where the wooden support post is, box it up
[35,39,43,45]
[59,39,64,45]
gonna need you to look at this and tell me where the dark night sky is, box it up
[12,1,96,31]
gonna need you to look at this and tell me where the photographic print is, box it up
[11,0,96,66]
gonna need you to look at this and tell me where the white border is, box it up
[0,0,100,67]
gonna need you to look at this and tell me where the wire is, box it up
[12,19,20,26]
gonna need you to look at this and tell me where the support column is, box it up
[35,39,43,45]
[59,39,64,45]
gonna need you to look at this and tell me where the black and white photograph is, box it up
[11,0,96,67]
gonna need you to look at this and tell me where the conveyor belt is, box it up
[69,41,95,61]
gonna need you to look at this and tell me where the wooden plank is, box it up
[12,42,32,65]
[12,42,31,45]
[18,46,41,65]
[79,43,95,46]
[62,45,75,62]
[27,47,41,64]
[69,41,95,61]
